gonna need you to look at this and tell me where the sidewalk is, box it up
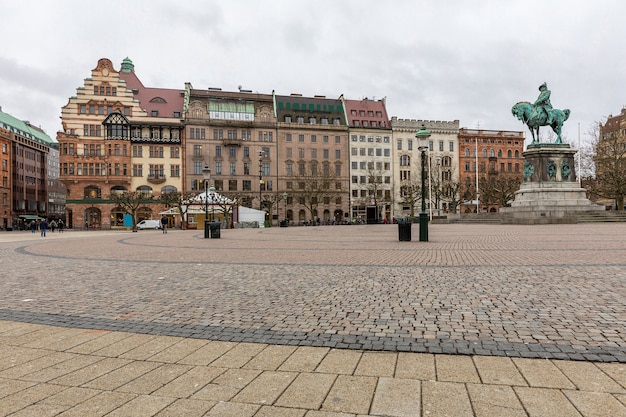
[2,320,625,417]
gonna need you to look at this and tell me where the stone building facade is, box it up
[458,128,525,212]
[343,98,392,223]
[0,109,54,230]
[391,118,460,218]
[58,58,184,229]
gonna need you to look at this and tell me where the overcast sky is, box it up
[1,0,624,146]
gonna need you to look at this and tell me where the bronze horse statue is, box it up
[512,101,570,144]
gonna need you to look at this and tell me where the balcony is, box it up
[147,175,167,184]
[222,138,242,147]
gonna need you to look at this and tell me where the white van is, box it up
[137,219,162,230]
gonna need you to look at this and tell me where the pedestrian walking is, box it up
[161,215,168,234]
[29,220,36,233]
[39,219,48,237]
[50,220,57,232]
[58,220,64,233]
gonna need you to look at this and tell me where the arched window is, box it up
[508,150,512,158]
[465,148,470,157]
[400,155,411,166]
[441,156,452,167]
[498,150,502,158]
[490,149,495,157]
[84,185,101,199]
[161,185,177,194]
[515,150,520,158]
[137,185,153,198]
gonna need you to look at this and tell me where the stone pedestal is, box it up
[500,144,603,224]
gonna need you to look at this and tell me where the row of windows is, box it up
[62,144,181,158]
[351,175,392,184]
[191,178,273,192]
[80,105,129,116]
[285,163,342,176]
[350,109,384,118]
[285,134,342,144]
[351,135,391,143]
[93,85,117,96]
[351,161,392,171]
[352,189,392,199]
[61,162,181,177]
[283,115,341,125]
[463,162,521,172]
[351,120,387,128]
[398,139,455,152]
[463,148,521,158]
[286,148,342,159]
[351,147,391,157]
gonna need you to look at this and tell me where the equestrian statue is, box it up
[511,83,570,144]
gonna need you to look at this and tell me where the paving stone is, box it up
[82,360,162,391]
[315,349,362,375]
[275,372,337,409]
[243,345,298,371]
[354,352,397,377]
[466,383,526,417]
[395,352,436,380]
[114,363,192,395]
[278,346,329,372]
[596,363,626,390]
[514,387,582,417]
[104,394,175,417]
[232,370,298,405]
[154,398,216,417]
[203,400,260,416]
[321,375,377,415]
[152,366,225,398]
[370,377,421,417]
[421,380,473,417]
[190,368,260,402]
[512,358,576,389]
[435,354,481,383]
[473,356,527,386]
[554,360,626,393]
[563,390,626,417]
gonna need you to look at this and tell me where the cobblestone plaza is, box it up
[0,224,625,416]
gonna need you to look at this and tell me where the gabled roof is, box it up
[0,109,55,145]
[343,98,390,129]
[118,58,184,119]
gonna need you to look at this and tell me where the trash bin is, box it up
[210,222,221,238]
[398,218,411,241]
[279,220,288,227]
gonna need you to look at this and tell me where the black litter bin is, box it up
[398,219,411,241]
[209,222,221,238]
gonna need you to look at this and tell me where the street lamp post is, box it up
[282,191,288,223]
[202,165,211,239]
[416,125,431,242]
[209,185,216,222]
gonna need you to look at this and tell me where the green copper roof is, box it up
[0,109,55,145]
[120,57,134,73]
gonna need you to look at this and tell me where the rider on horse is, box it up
[534,82,554,125]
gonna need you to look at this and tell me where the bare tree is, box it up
[588,120,626,210]
[294,165,341,222]
[110,191,155,232]
[398,179,422,220]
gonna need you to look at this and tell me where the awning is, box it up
[19,215,43,220]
